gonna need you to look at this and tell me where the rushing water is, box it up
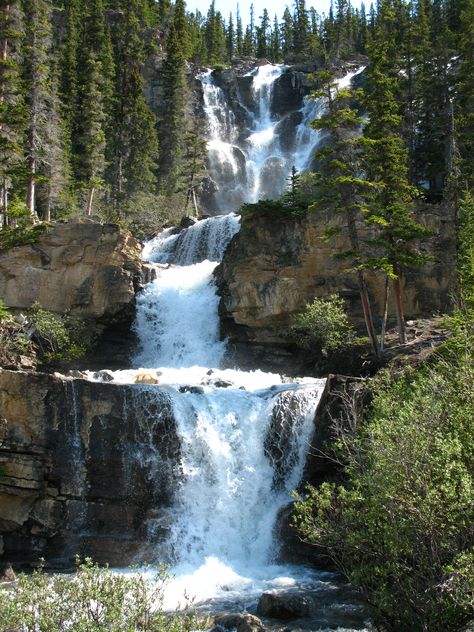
[85,215,371,630]
[200,64,364,213]
[85,65,370,628]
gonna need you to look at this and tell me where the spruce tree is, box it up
[456,0,474,188]
[159,0,188,193]
[362,0,428,344]
[281,8,293,59]
[256,8,269,59]
[236,6,243,56]
[0,0,26,223]
[22,0,54,220]
[310,71,380,356]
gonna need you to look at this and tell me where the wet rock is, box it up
[92,371,114,382]
[0,370,180,567]
[213,613,267,632]
[257,590,310,620]
[180,216,198,229]
[179,385,205,394]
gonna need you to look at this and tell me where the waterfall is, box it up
[200,64,365,213]
[86,215,330,612]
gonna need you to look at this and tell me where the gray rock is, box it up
[257,591,310,620]
[214,613,267,632]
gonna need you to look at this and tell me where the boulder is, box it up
[257,590,310,620]
[213,613,267,632]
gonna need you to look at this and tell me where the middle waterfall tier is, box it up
[200,63,365,214]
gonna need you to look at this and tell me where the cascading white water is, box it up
[87,215,334,614]
[200,64,365,213]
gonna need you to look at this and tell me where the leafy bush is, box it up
[29,303,95,364]
[290,294,356,356]
[0,557,209,631]
[0,222,49,249]
[293,315,474,631]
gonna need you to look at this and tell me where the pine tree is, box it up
[79,55,106,216]
[310,71,380,356]
[281,8,293,59]
[456,0,474,188]
[159,0,188,193]
[362,0,429,344]
[236,5,243,56]
[226,12,234,61]
[109,0,158,208]
[0,0,26,223]
[22,0,55,220]
[270,14,281,62]
[256,8,269,59]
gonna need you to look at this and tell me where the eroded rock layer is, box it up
[0,370,180,567]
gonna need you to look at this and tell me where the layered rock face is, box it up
[216,203,456,368]
[0,218,147,323]
[0,370,180,567]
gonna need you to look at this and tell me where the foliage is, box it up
[28,303,95,364]
[290,294,356,356]
[0,557,210,631]
[0,299,9,321]
[0,221,48,249]
[293,315,474,631]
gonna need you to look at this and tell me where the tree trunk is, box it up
[86,186,95,216]
[379,274,390,353]
[346,206,380,357]
[393,267,406,345]
[356,270,380,358]
[27,157,37,222]
[191,188,198,217]
[0,4,11,127]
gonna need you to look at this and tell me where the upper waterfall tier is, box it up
[200,64,364,214]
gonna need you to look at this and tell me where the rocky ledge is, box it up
[216,202,456,371]
[0,217,153,325]
[0,370,180,568]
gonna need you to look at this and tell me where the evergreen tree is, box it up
[226,12,234,60]
[22,0,54,219]
[236,5,243,56]
[270,14,281,62]
[109,0,158,208]
[456,0,474,188]
[159,0,188,193]
[79,54,106,216]
[310,71,380,356]
[362,0,428,344]
[281,8,293,59]
[0,0,26,223]
[256,8,269,59]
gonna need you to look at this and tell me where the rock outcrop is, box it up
[0,217,147,323]
[0,369,180,567]
[216,203,456,370]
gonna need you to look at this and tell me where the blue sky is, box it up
[189,0,342,22]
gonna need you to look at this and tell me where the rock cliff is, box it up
[0,218,146,322]
[0,370,180,567]
[216,202,456,370]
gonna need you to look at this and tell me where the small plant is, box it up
[0,557,210,631]
[290,294,356,356]
[29,303,95,364]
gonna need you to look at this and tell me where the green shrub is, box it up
[293,316,474,631]
[0,299,10,321]
[0,557,209,631]
[290,294,356,355]
[29,303,95,364]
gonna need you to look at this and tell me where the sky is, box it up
[189,0,341,22]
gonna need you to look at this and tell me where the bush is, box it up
[290,294,356,356]
[0,557,209,631]
[29,303,95,364]
[293,315,474,631]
